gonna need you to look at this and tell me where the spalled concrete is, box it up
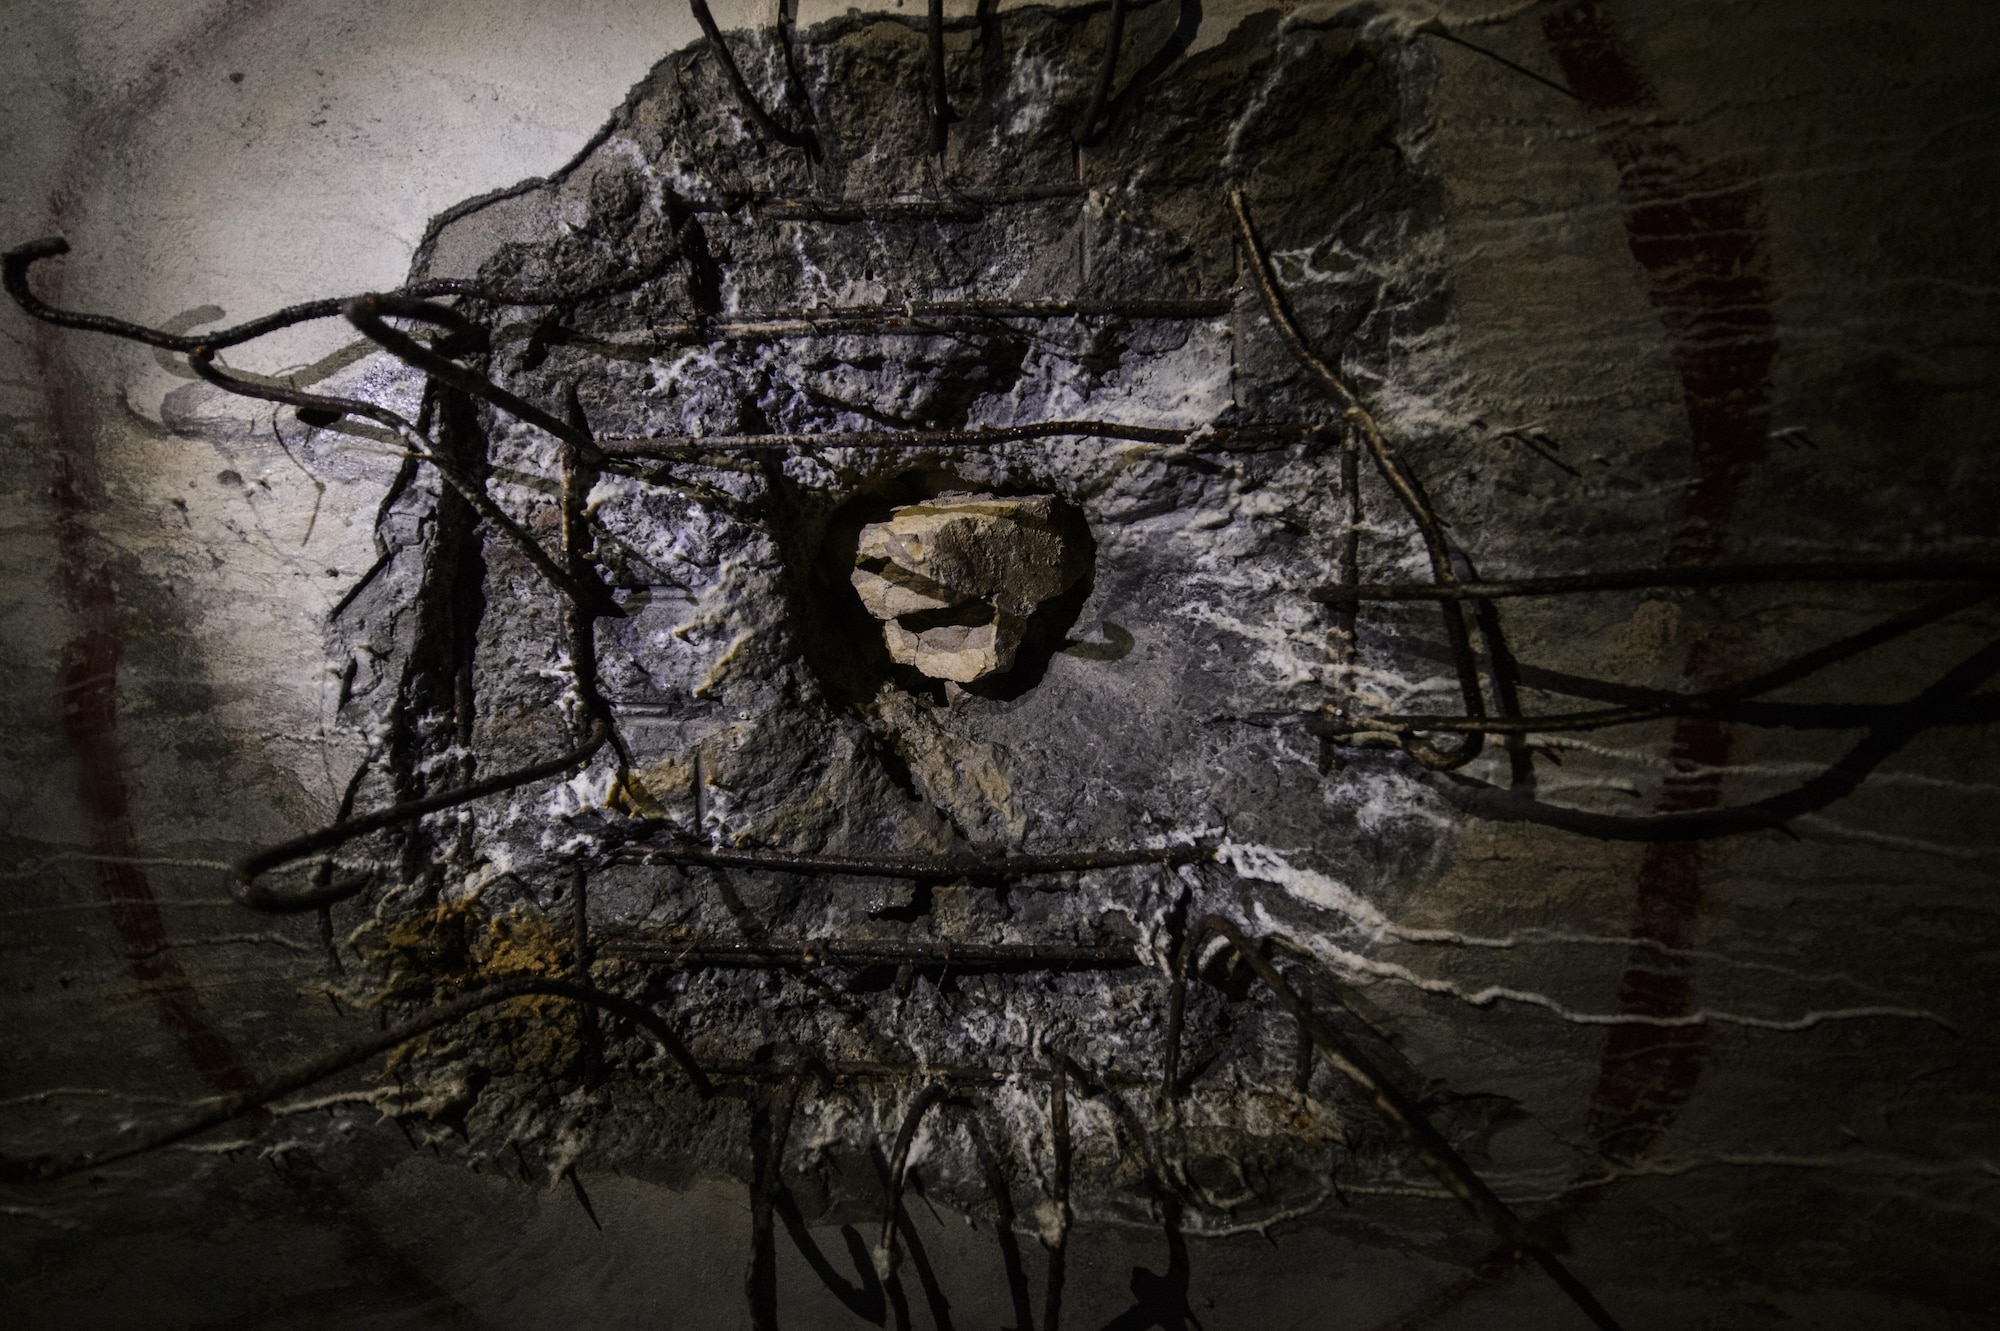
[3,3,1998,1328]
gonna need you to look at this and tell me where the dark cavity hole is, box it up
[792,467,1095,708]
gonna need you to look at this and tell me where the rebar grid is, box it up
[4,9,1991,1328]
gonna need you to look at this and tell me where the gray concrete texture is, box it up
[2,2,1997,1328]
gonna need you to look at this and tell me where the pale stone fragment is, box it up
[880,617,1019,683]
[851,492,1085,682]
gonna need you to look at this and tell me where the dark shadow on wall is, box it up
[776,1186,890,1324]
[1100,1198,1201,1331]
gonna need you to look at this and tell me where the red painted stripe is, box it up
[31,11,492,1323]
[42,265,257,1096]
[1374,8,1781,1323]
[1543,0,1779,1165]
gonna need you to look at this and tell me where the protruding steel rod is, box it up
[1312,560,2000,604]
[875,1081,949,1279]
[234,724,609,908]
[621,841,1210,880]
[597,936,1141,970]
[1,975,710,1183]
[1043,1055,1073,1331]
[1165,916,1624,1330]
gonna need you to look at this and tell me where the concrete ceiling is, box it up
[3,2,1997,1327]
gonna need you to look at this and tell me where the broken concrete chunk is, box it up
[850,564,958,619]
[852,493,1086,683]
[880,616,1019,684]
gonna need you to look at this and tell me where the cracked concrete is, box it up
[2,1,1998,1327]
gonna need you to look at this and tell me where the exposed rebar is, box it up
[0,975,709,1183]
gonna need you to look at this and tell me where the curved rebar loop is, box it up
[1162,915,1625,1331]
[0,974,711,1184]
[1438,634,2000,842]
[1043,1054,1073,1331]
[302,753,378,971]
[687,0,822,158]
[1,236,431,354]
[874,1080,949,1280]
[1075,0,1129,143]
[2,236,673,352]
[621,841,1211,879]
[1229,187,1488,769]
[928,0,960,154]
[343,295,594,456]
[232,723,609,911]
[1312,586,1998,738]
[749,1067,807,1331]
[184,349,601,611]
[5,240,595,608]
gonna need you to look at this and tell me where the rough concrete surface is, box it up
[2,2,1997,1328]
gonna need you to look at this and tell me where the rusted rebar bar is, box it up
[686,0,821,157]
[928,0,958,153]
[233,723,609,908]
[344,293,590,447]
[1231,187,1488,770]
[184,347,601,609]
[0,975,709,1183]
[597,936,1141,970]
[572,860,602,1085]
[597,420,1318,458]
[1075,0,1129,143]
[699,1058,1151,1088]
[1311,560,2000,604]
[620,841,1210,880]
[1313,586,1997,738]
[1437,635,2000,841]
[875,1081,949,1279]
[1164,915,1624,1330]
[749,1068,806,1331]
[1044,1054,1073,1331]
